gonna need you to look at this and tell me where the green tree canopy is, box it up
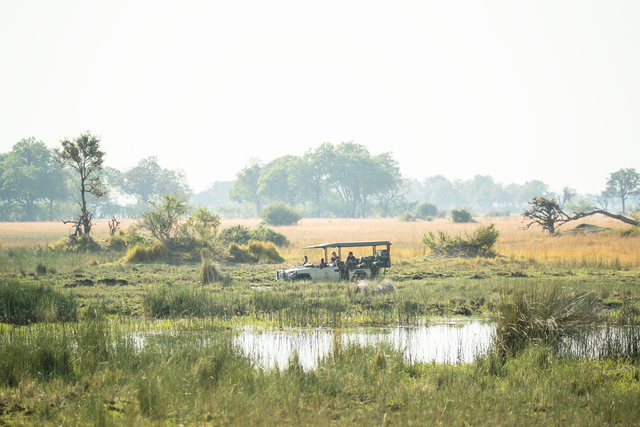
[606,168,640,214]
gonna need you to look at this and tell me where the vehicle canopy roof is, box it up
[303,241,391,249]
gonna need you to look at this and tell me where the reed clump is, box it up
[0,279,77,324]
[495,281,599,359]
[123,240,170,263]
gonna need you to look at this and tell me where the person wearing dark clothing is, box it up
[330,251,339,263]
[346,252,357,264]
[319,258,326,268]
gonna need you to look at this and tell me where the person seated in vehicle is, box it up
[330,251,339,263]
[318,258,327,268]
[345,251,357,265]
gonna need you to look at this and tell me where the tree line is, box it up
[2,134,640,221]
[0,134,192,222]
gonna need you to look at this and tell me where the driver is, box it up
[318,258,327,268]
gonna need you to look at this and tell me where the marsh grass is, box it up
[495,281,599,359]
[0,279,77,324]
[123,240,170,263]
[1,320,640,425]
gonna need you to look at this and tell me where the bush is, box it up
[249,225,289,247]
[437,209,448,218]
[451,208,472,223]
[218,225,252,245]
[123,241,170,263]
[227,241,284,264]
[422,223,499,252]
[485,210,510,218]
[0,279,77,324]
[218,224,289,247]
[415,202,438,219]
[399,212,416,222]
[261,202,302,226]
[107,234,127,251]
[36,263,47,276]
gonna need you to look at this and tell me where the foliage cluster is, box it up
[415,202,438,219]
[218,224,289,247]
[422,224,499,252]
[227,241,284,264]
[450,208,472,223]
[260,202,302,225]
[485,210,510,218]
[399,211,416,222]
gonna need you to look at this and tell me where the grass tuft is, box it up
[0,279,77,324]
[123,241,170,263]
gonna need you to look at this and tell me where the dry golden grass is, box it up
[2,215,639,269]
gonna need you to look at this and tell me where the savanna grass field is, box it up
[1,216,640,425]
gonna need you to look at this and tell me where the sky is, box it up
[1,1,639,195]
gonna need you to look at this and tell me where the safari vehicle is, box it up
[276,240,391,282]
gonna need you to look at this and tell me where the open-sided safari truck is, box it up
[276,240,391,282]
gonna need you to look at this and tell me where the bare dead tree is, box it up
[108,216,121,236]
[522,196,637,234]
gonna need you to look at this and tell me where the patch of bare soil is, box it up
[560,223,612,235]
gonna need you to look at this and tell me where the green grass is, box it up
[0,320,639,425]
[1,243,640,424]
[0,279,77,324]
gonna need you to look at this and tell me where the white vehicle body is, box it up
[276,240,391,282]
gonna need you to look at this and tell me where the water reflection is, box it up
[235,318,495,370]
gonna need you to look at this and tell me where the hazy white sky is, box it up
[1,1,639,194]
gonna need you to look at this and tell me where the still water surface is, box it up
[235,318,495,370]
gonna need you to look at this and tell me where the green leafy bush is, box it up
[250,225,289,247]
[415,202,438,219]
[451,208,472,223]
[218,224,289,247]
[123,241,170,263]
[422,224,499,252]
[399,212,416,222]
[260,202,302,226]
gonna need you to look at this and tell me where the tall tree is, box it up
[329,142,375,218]
[287,143,335,217]
[0,137,66,221]
[606,168,640,214]
[56,130,106,237]
[229,159,263,217]
[122,156,192,202]
[257,155,299,206]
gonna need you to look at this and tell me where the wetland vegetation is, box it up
[1,216,640,425]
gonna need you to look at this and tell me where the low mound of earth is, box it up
[560,223,612,235]
[427,245,498,259]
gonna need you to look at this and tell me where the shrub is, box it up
[0,279,77,324]
[247,240,284,263]
[227,241,284,263]
[183,207,221,244]
[218,225,252,245]
[422,223,499,252]
[249,225,289,246]
[218,224,289,247]
[451,208,472,223]
[399,212,416,222]
[437,209,448,218]
[415,202,438,219]
[485,210,510,218]
[107,234,127,251]
[227,243,257,263]
[123,241,170,263]
[261,202,302,226]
